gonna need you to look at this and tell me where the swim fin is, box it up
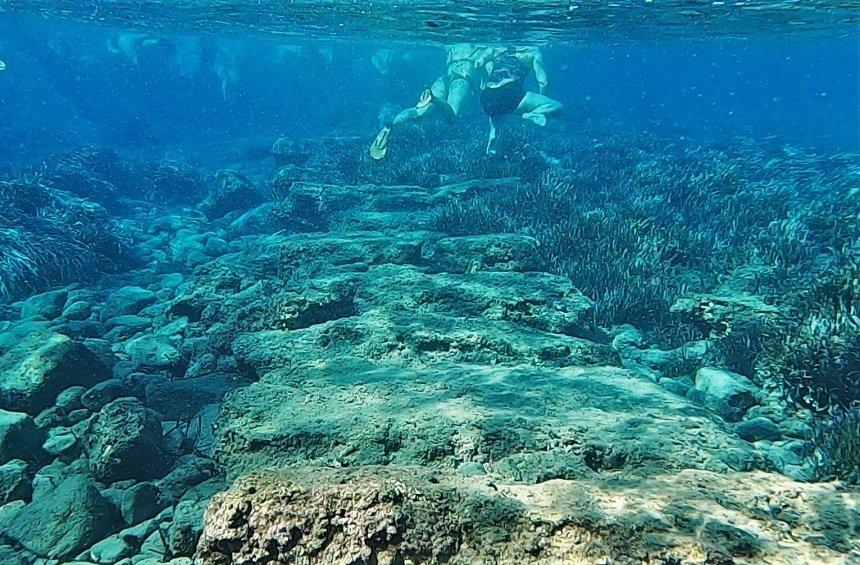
[369,125,391,161]
[416,87,433,109]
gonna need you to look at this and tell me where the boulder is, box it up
[0,409,43,464]
[20,289,68,320]
[42,426,81,460]
[101,286,157,320]
[0,459,32,504]
[421,234,544,274]
[61,300,93,321]
[122,334,184,374]
[121,482,164,525]
[105,314,152,332]
[167,479,224,557]
[83,398,168,483]
[30,459,89,501]
[81,379,131,412]
[144,375,236,420]
[0,543,29,565]
[689,367,759,422]
[87,534,136,563]
[155,454,217,504]
[0,333,110,414]
[55,386,87,412]
[6,475,121,559]
[735,417,782,443]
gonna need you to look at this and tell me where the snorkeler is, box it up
[479,46,562,155]
[0,59,5,72]
[369,43,494,160]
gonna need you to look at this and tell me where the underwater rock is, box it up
[616,339,710,382]
[0,332,110,414]
[122,334,185,374]
[0,543,29,565]
[0,409,43,464]
[121,482,163,525]
[167,478,225,557]
[6,475,121,559]
[86,533,137,563]
[144,374,234,421]
[156,454,217,504]
[0,320,51,349]
[56,385,87,412]
[101,286,157,320]
[0,459,33,505]
[214,359,764,480]
[158,273,185,291]
[204,236,229,256]
[62,300,94,321]
[659,375,694,397]
[670,292,780,337]
[63,319,107,340]
[271,136,310,168]
[356,265,598,339]
[780,418,814,440]
[198,466,856,564]
[83,397,168,483]
[30,458,89,501]
[689,367,759,422]
[105,314,152,335]
[735,416,782,443]
[492,452,594,483]
[81,378,132,412]
[43,426,81,460]
[20,288,69,320]
[421,234,544,274]
[199,170,263,220]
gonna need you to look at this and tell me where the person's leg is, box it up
[445,77,472,118]
[515,91,562,126]
[392,75,448,125]
[370,76,448,160]
[485,116,499,155]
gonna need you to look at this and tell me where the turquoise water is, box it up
[0,2,858,564]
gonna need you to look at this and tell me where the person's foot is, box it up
[523,112,547,126]
[369,125,392,161]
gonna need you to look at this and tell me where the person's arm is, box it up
[532,49,549,94]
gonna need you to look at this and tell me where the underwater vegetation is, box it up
[427,128,860,480]
[0,173,131,302]
[0,147,221,302]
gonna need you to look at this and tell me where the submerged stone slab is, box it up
[213,359,764,481]
[198,466,858,564]
[231,308,613,378]
[355,265,598,338]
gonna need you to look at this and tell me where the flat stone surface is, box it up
[214,359,764,480]
[198,466,859,564]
